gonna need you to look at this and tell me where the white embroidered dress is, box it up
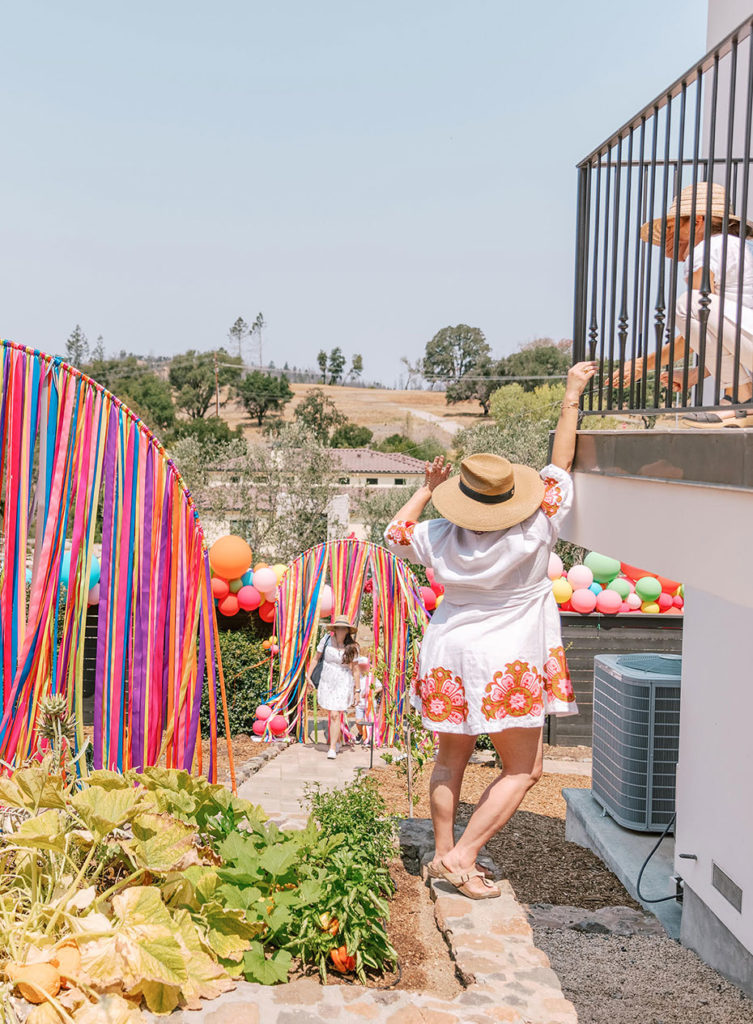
[316,634,355,712]
[384,464,577,736]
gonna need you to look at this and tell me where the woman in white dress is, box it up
[307,616,360,760]
[384,362,596,898]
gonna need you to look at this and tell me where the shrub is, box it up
[306,774,397,866]
[201,626,272,736]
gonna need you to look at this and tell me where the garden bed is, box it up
[371,760,640,909]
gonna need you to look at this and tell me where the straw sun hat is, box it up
[431,454,545,532]
[640,182,753,245]
[325,615,355,630]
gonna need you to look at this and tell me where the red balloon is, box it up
[252,720,266,736]
[658,592,674,612]
[364,579,373,593]
[430,581,444,596]
[238,585,262,611]
[211,577,229,600]
[560,600,573,612]
[673,595,684,609]
[258,601,276,623]
[218,594,239,616]
[269,715,288,736]
[420,586,437,611]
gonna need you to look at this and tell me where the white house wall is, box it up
[563,471,753,959]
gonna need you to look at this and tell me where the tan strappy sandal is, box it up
[430,860,500,900]
[427,859,495,882]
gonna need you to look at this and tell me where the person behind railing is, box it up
[383,362,596,899]
[613,182,753,426]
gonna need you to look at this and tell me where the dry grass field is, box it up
[223,382,487,444]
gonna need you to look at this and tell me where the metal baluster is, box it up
[641,112,660,411]
[573,165,590,365]
[587,158,602,412]
[617,130,634,411]
[682,70,704,402]
[696,53,720,407]
[607,138,623,411]
[653,99,673,410]
[665,85,687,410]
[714,38,738,405]
[732,30,753,404]
[632,154,649,408]
[598,152,613,412]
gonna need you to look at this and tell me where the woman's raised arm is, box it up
[391,456,452,523]
[550,362,598,472]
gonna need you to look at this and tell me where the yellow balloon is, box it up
[435,594,444,606]
[552,578,573,604]
[641,601,660,614]
[272,563,287,584]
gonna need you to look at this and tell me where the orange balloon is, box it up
[210,536,252,580]
[218,594,239,616]
[254,562,269,572]
[258,601,276,623]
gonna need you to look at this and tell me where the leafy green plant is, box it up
[200,629,272,736]
[381,709,435,813]
[305,774,397,866]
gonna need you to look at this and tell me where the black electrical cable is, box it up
[636,811,678,903]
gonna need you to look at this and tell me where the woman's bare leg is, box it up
[429,734,476,859]
[441,727,543,896]
[328,712,341,753]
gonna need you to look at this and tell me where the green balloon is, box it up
[228,578,244,594]
[635,576,662,602]
[607,578,631,599]
[584,551,621,584]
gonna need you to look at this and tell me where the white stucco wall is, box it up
[563,471,753,955]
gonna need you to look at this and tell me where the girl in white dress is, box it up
[384,361,597,898]
[307,616,360,759]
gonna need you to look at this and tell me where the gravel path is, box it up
[534,926,753,1024]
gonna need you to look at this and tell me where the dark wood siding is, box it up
[547,613,683,747]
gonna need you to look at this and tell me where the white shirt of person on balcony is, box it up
[683,232,753,311]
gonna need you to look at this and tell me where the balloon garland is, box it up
[263,539,428,744]
[548,550,684,616]
[0,340,232,783]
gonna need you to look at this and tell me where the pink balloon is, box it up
[253,568,276,593]
[571,588,597,615]
[238,585,262,611]
[252,720,266,736]
[270,644,280,655]
[658,593,673,612]
[620,601,632,613]
[420,586,437,611]
[567,565,594,590]
[320,584,333,617]
[269,714,288,736]
[263,586,279,603]
[256,704,272,720]
[547,553,564,580]
[673,595,684,609]
[626,593,642,610]
[87,583,100,606]
[596,589,622,615]
[426,568,435,583]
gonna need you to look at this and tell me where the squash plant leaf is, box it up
[71,787,143,837]
[242,943,292,985]
[128,814,197,873]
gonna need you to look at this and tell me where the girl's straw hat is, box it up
[640,182,753,245]
[325,615,355,630]
[431,454,545,532]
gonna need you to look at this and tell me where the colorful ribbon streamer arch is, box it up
[269,538,428,743]
[0,340,232,783]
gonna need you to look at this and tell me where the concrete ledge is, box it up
[681,884,753,998]
[564,787,682,938]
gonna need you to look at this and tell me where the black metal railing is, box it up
[573,15,753,415]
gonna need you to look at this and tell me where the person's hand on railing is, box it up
[566,362,599,397]
[610,357,644,387]
[660,367,699,391]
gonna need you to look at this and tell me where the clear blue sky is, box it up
[1,0,708,384]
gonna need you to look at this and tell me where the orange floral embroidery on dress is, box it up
[541,477,563,518]
[481,660,543,720]
[385,520,417,546]
[544,645,575,703]
[420,667,468,725]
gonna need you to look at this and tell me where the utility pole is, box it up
[214,350,220,416]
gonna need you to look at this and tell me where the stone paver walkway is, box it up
[149,743,578,1023]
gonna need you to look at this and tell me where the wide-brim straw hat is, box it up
[431,454,545,532]
[640,182,753,245]
[325,615,355,630]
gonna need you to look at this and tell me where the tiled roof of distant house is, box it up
[333,449,425,474]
